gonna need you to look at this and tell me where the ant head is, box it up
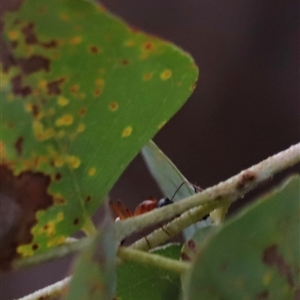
[156,197,173,208]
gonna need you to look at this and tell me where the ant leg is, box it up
[190,183,203,193]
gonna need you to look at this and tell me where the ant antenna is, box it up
[156,181,186,208]
[170,181,186,201]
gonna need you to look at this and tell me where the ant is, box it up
[110,182,187,221]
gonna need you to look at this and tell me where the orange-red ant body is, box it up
[110,182,185,221]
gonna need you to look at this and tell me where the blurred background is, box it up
[1,0,299,299]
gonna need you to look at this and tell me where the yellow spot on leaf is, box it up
[142,73,153,81]
[55,114,74,126]
[70,84,80,94]
[54,156,65,167]
[7,94,14,101]
[17,244,34,257]
[67,155,81,169]
[79,107,87,116]
[44,221,56,236]
[37,79,47,91]
[97,4,106,12]
[57,96,69,106]
[158,120,167,129]
[0,141,6,159]
[98,68,105,74]
[25,103,33,112]
[33,121,55,141]
[8,30,19,40]
[69,36,82,45]
[122,126,133,138]
[109,101,119,112]
[160,69,172,80]
[77,92,86,100]
[35,111,44,121]
[88,167,96,176]
[76,123,85,133]
[95,78,105,86]
[56,212,64,222]
[47,236,66,247]
[93,89,102,97]
[263,271,273,286]
[53,193,66,205]
[60,13,69,21]
[124,40,135,47]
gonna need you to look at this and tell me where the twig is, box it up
[117,246,190,275]
[116,143,300,242]
[15,276,71,300]
[131,199,230,251]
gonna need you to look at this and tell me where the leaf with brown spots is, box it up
[1,0,198,258]
[183,176,300,300]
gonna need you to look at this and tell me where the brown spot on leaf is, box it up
[86,196,92,203]
[70,84,79,94]
[121,59,129,65]
[41,40,58,49]
[21,22,57,49]
[79,107,87,116]
[130,26,140,34]
[257,290,269,299]
[11,41,18,49]
[47,77,66,95]
[73,218,80,226]
[11,75,32,97]
[89,45,99,54]
[263,244,294,287]
[32,244,39,251]
[53,194,66,205]
[236,171,257,190]
[14,136,23,156]
[38,6,46,15]
[54,173,62,181]
[22,22,38,44]
[93,89,102,97]
[31,104,40,118]
[0,165,52,270]
[143,42,154,51]
[18,55,50,75]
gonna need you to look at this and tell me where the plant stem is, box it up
[16,276,71,300]
[116,143,300,242]
[82,215,97,236]
[131,200,229,251]
[117,246,190,274]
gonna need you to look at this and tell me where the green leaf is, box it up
[0,0,198,258]
[65,208,116,300]
[117,243,182,300]
[142,140,204,239]
[183,176,300,300]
